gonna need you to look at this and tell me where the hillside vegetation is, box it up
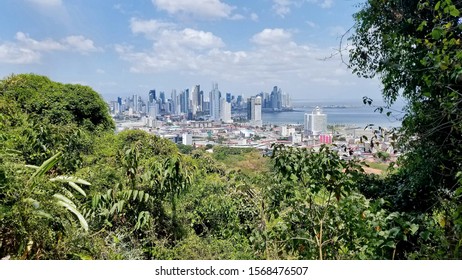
[1,71,461,259]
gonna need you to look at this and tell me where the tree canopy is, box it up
[349,0,462,211]
[0,74,114,131]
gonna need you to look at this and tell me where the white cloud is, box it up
[15,32,65,51]
[25,0,62,7]
[130,18,176,38]
[152,0,235,19]
[120,18,227,73]
[62,35,100,53]
[0,44,40,64]
[0,32,100,64]
[319,0,333,9]
[307,0,334,9]
[250,13,259,22]
[229,14,245,20]
[15,32,99,53]
[116,24,354,95]
[273,0,334,17]
[174,28,224,49]
[306,21,317,28]
[24,0,69,23]
[250,28,292,46]
[130,18,224,50]
[272,0,292,18]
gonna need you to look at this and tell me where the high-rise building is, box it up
[282,92,291,109]
[171,89,180,115]
[248,96,262,127]
[305,106,327,136]
[133,94,139,113]
[198,90,204,112]
[220,98,232,123]
[191,85,200,115]
[159,91,165,104]
[148,103,157,118]
[182,133,193,145]
[117,97,122,108]
[270,86,283,111]
[236,95,244,108]
[149,90,156,104]
[180,89,190,114]
[210,83,221,121]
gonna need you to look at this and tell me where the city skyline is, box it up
[0,1,382,102]
[109,83,287,125]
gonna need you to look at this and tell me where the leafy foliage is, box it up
[1,70,460,259]
[349,0,462,257]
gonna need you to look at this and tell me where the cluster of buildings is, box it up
[107,85,396,161]
[108,84,293,128]
[259,86,292,112]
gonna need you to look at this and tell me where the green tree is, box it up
[258,145,420,259]
[349,0,462,256]
[349,0,462,208]
[0,74,114,131]
[0,74,114,171]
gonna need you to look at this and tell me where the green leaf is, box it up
[449,6,460,17]
[417,20,427,32]
[325,173,331,181]
[409,224,419,235]
[34,210,53,220]
[382,241,396,248]
[54,193,88,231]
[68,181,86,197]
[50,175,91,186]
[434,1,441,11]
[132,190,138,201]
[28,152,62,183]
[110,203,117,215]
[53,193,76,208]
[431,28,442,40]
[117,200,124,212]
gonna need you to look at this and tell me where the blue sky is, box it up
[0,0,381,102]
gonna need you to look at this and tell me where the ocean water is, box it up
[262,102,403,128]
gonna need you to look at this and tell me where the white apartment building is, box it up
[304,106,327,136]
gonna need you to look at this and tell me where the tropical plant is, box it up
[0,152,90,259]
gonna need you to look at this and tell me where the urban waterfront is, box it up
[263,103,403,128]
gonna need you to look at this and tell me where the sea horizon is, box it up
[262,101,403,128]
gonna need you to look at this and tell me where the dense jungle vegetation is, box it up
[1,0,462,259]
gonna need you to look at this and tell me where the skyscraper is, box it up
[159,91,165,104]
[198,90,204,112]
[248,96,262,127]
[210,83,221,121]
[180,89,190,114]
[191,85,200,116]
[148,90,156,104]
[220,98,232,123]
[133,94,139,113]
[305,106,327,136]
[171,89,180,115]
